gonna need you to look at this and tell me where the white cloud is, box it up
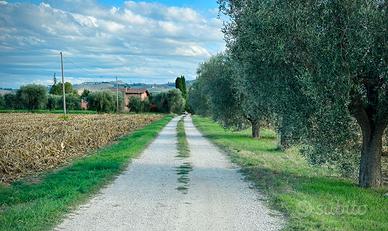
[99,20,125,33]
[175,45,211,57]
[122,9,148,25]
[72,14,99,28]
[165,7,202,23]
[0,0,225,88]
[159,21,180,34]
[110,7,119,15]
[40,2,51,8]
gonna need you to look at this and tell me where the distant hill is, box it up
[0,80,196,96]
[73,81,178,95]
[0,88,16,95]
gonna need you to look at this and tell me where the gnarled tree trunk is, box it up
[278,131,290,151]
[359,127,383,187]
[251,120,260,139]
[350,74,387,188]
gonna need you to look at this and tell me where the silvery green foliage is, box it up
[188,80,211,116]
[87,91,124,113]
[167,89,186,114]
[17,84,48,111]
[153,89,185,114]
[192,54,248,130]
[219,0,387,178]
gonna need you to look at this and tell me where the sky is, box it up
[0,0,225,88]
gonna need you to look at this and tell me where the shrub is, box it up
[152,89,185,114]
[87,91,114,112]
[87,91,124,113]
[47,94,61,110]
[0,95,5,109]
[3,93,19,109]
[17,84,48,111]
[128,97,150,113]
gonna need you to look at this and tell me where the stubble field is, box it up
[0,113,162,183]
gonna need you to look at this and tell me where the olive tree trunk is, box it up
[351,96,386,188]
[358,124,385,188]
[251,120,260,139]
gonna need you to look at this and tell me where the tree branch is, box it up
[349,96,371,136]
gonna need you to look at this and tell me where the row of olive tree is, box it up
[190,0,387,188]
[123,89,185,114]
[0,83,82,111]
[87,89,185,114]
[188,54,268,138]
[0,84,49,110]
[0,84,186,114]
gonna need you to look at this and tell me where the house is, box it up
[123,88,150,101]
[114,88,150,111]
[80,99,88,110]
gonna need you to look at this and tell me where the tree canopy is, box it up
[17,84,48,111]
[152,89,185,114]
[50,82,77,95]
[192,0,388,188]
[87,91,123,113]
[175,76,187,100]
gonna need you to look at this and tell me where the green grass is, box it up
[175,116,192,194]
[0,115,173,231]
[192,116,388,231]
[176,117,190,158]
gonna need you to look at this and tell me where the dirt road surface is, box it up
[55,116,283,231]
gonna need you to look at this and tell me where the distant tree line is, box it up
[127,76,187,114]
[0,81,186,114]
[0,83,83,111]
[189,1,387,188]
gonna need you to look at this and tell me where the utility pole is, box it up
[116,76,119,113]
[53,72,57,85]
[60,52,67,116]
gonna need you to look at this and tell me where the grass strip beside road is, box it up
[175,116,192,194]
[192,116,388,231]
[176,116,190,158]
[0,115,173,231]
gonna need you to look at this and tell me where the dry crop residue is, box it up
[0,113,162,183]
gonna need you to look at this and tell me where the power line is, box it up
[116,76,119,113]
[60,52,67,116]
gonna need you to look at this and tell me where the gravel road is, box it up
[55,116,284,231]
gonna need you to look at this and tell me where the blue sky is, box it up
[8,0,218,9]
[0,0,224,88]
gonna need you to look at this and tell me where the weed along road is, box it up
[55,115,283,231]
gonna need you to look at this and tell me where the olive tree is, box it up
[17,84,48,111]
[152,89,185,114]
[191,54,267,138]
[219,0,387,187]
[167,89,185,114]
[188,81,211,116]
[128,97,150,113]
[87,91,114,113]
[50,82,76,95]
[47,94,61,110]
[3,93,18,109]
[0,95,5,109]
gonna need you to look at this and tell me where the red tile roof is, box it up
[124,88,148,94]
[113,88,149,94]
